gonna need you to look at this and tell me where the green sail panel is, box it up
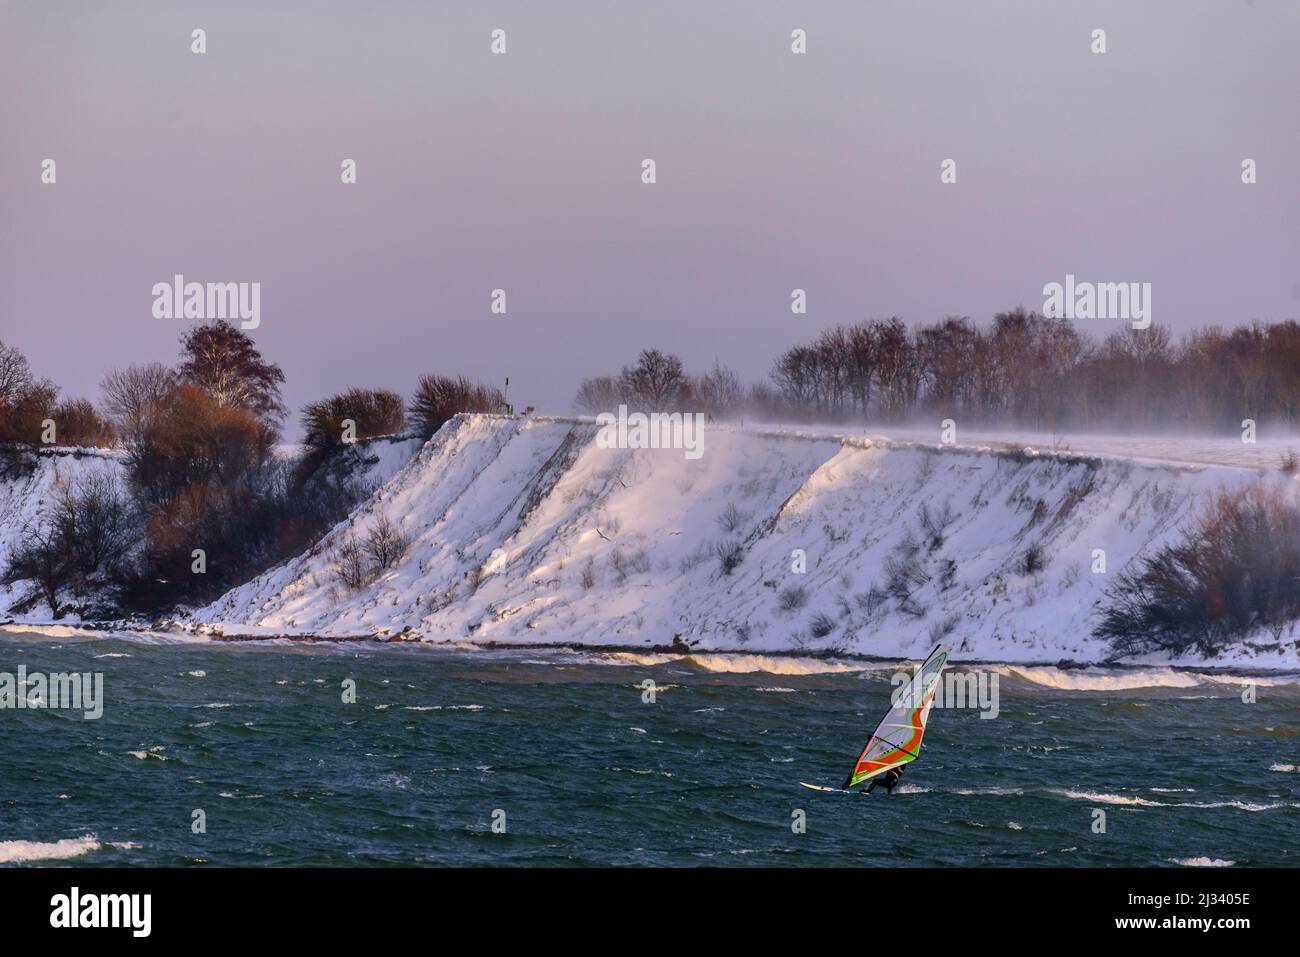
[843,645,949,788]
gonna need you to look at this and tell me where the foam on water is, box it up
[1169,857,1235,867]
[681,654,864,675]
[0,834,100,863]
[1052,789,1297,811]
[600,651,866,674]
[997,666,1201,691]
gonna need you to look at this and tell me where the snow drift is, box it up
[192,415,1299,666]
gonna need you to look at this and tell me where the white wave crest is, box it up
[996,666,1200,691]
[1170,857,1235,867]
[682,654,862,675]
[127,748,169,761]
[0,835,100,863]
[1053,789,1168,807]
[600,651,863,675]
[1053,789,1296,811]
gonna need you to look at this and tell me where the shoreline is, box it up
[3,618,1298,677]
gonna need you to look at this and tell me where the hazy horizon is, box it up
[4,1,1298,435]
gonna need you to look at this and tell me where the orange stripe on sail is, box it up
[852,692,935,777]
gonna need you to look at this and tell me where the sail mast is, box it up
[843,645,949,789]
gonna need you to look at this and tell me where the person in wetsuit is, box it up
[863,764,905,794]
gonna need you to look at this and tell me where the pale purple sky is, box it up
[3,1,1297,432]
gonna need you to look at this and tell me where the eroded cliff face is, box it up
[189,414,1285,666]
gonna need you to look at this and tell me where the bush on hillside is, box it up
[410,375,504,438]
[301,388,406,451]
[1097,481,1300,657]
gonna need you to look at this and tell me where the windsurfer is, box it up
[863,765,904,794]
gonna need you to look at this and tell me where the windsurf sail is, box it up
[841,645,949,790]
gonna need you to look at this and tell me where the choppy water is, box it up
[2,631,1298,866]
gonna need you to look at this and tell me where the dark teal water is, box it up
[3,631,1299,867]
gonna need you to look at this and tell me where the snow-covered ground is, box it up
[879,429,1300,472]
[189,414,1300,668]
[0,435,423,621]
[741,421,1300,471]
[0,448,127,621]
[312,433,426,499]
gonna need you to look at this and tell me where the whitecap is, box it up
[994,665,1200,692]
[127,750,169,762]
[0,835,100,863]
[1051,789,1163,807]
[1170,857,1235,867]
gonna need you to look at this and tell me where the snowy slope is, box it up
[0,435,423,620]
[307,434,426,500]
[867,427,1300,472]
[192,415,1299,666]
[0,449,129,620]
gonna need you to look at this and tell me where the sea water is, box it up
[1,630,1297,867]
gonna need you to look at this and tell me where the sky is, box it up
[2,0,1297,433]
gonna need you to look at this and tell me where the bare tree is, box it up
[618,349,687,410]
[333,533,369,590]
[0,339,35,410]
[363,515,410,570]
[2,522,69,617]
[573,376,621,414]
[692,361,744,419]
[101,362,175,444]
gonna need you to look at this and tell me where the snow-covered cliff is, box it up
[192,415,1295,666]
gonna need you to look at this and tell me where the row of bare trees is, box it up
[574,349,746,419]
[770,311,1300,431]
[769,311,1085,427]
[0,340,116,453]
[575,312,1300,433]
